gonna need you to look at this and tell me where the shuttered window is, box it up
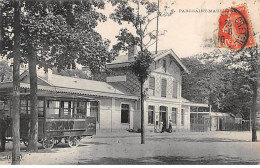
[149,77,155,96]
[148,106,154,124]
[161,78,167,97]
[121,104,130,123]
[173,80,178,98]
[172,107,177,124]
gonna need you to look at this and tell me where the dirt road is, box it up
[0,131,259,165]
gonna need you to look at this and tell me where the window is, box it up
[20,99,44,117]
[38,100,44,117]
[90,101,99,122]
[148,106,154,124]
[181,109,184,125]
[121,104,130,123]
[20,99,27,115]
[161,78,167,97]
[173,80,178,98]
[163,59,166,72]
[74,101,86,118]
[60,101,73,118]
[46,100,60,118]
[172,107,177,125]
[148,77,155,96]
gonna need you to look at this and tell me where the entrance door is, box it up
[219,118,223,131]
[159,106,167,131]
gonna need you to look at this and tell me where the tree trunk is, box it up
[27,48,38,152]
[12,0,21,165]
[251,46,258,142]
[141,80,145,144]
[251,75,258,142]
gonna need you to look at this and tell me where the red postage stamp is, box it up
[218,5,255,51]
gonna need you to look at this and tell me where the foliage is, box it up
[1,0,114,73]
[0,59,12,82]
[52,68,91,79]
[182,45,259,119]
[109,0,173,82]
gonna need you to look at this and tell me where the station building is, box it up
[0,48,208,132]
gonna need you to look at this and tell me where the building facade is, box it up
[93,49,208,132]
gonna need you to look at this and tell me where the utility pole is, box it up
[209,105,212,131]
[155,0,159,54]
[12,0,21,165]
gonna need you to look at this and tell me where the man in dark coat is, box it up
[0,112,7,152]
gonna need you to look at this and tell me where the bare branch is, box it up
[143,15,158,34]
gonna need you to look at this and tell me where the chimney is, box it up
[128,45,138,61]
[37,67,52,82]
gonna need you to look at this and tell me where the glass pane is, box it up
[38,100,44,108]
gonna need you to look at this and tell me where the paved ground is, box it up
[0,131,260,165]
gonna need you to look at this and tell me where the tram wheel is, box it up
[68,136,80,148]
[54,138,61,145]
[42,137,54,149]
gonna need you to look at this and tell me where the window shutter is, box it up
[149,77,155,89]
[173,80,178,98]
[161,79,167,97]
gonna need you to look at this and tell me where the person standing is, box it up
[0,112,7,152]
[168,120,173,133]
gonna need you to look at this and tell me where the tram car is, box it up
[1,96,96,149]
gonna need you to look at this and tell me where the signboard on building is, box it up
[106,75,126,82]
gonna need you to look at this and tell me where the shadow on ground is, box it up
[77,155,260,165]
[147,137,250,143]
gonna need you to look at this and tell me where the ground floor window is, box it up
[121,104,130,123]
[148,106,154,124]
[172,107,177,125]
[90,101,99,122]
[181,109,184,125]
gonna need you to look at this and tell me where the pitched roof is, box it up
[107,49,189,73]
[0,72,138,100]
[181,97,208,107]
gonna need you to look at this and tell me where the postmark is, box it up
[218,5,255,51]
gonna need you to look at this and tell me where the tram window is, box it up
[46,100,60,118]
[38,100,44,117]
[28,100,31,114]
[60,101,73,118]
[74,101,86,118]
[20,99,27,115]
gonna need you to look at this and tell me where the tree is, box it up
[182,55,253,116]
[11,0,21,164]
[109,0,173,144]
[199,45,259,141]
[1,0,115,151]
[52,68,92,79]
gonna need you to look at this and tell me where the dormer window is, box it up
[163,59,166,73]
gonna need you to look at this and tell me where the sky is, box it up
[96,0,260,58]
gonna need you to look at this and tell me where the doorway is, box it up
[219,118,223,131]
[159,106,167,131]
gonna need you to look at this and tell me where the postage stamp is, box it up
[218,5,255,51]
